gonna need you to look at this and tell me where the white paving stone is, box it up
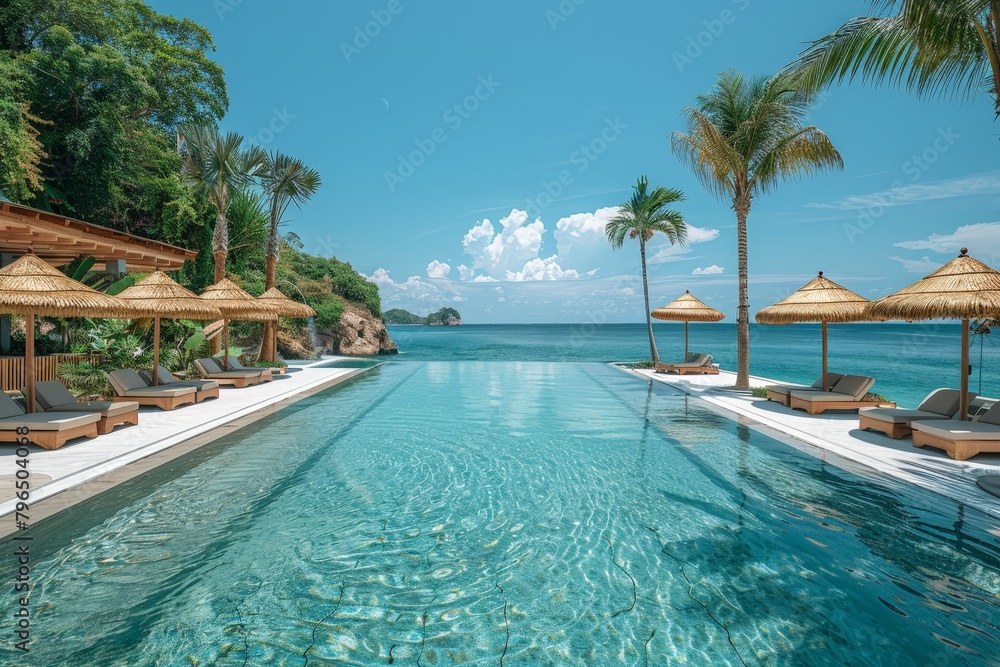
[0,360,369,518]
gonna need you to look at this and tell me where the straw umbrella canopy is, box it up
[866,248,1000,420]
[756,271,871,392]
[256,288,316,361]
[116,272,223,385]
[0,253,132,412]
[199,278,280,369]
[651,291,725,357]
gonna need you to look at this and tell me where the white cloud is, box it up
[811,171,1000,211]
[504,256,580,282]
[473,275,499,283]
[462,209,546,279]
[889,256,943,273]
[648,225,721,264]
[368,268,455,308]
[894,222,1000,262]
[426,260,451,279]
[553,206,618,265]
[692,265,725,276]
[457,264,475,280]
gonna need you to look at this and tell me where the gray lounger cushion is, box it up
[660,354,712,368]
[142,367,219,391]
[911,403,1000,440]
[830,375,875,400]
[108,370,195,398]
[0,392,25,420]
[0,411,100,431]
[197,358,263,379]
[860,408,949,424]
[32,381,139,417]
[917,388,967,417]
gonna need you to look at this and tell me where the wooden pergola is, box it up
[0,201,197,272]
[0,201,198,362]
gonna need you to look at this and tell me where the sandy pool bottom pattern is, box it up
[3,362,999,666]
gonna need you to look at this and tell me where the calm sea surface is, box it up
[388,322,1000,408]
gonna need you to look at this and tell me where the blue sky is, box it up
[153,0,1000,323]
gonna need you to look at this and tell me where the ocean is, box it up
[387,322,1000,409]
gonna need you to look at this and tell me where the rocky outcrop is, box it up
[326,303,398,356]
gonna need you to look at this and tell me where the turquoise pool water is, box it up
[4,363,1000,665]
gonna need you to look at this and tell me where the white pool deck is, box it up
[626,366,1000,526]
[0,359,375,536]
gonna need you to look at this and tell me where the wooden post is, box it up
[151,317,160,386]
[24,312,34,414]
[273,320,280,363]
[821,321,828,391]
[960,319,970,421]
[684,321,689,358]
[223,318,230,370]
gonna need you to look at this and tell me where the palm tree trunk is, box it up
[640,236,660,364]
[261,250,278,362]
[212,210,228,284]
[734,196,751,390]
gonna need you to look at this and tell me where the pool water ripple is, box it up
[2,362,999,666]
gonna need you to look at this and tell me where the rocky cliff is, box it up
[278,302,398,358]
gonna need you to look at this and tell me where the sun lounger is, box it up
[32,381,139,435]
[194,358,266,388]
[788,375,877,414]
[0,392,100,450]
[859,388,971,439]
[140,366,220,403]
[224,356,273,382]
[911,403,1000,461]
[106,369,197,411]
[655,353,718,375]
[766,373,844,407]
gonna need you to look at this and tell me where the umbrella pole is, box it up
[152,317,160,386]
[24,312,34,414]
[960,319,970,421]
[223,319,230,370]
[822,321,828,391]
[685,321,689,358]
[273,321,279,362]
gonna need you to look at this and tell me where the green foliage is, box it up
[314,299,345,331]
[383,309,426,325]
[619,361,655,369]
[56,319,154,397]
[425,308,462,326]
[271,238,381,319]
[751,386,769,398]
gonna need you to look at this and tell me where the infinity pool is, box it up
[3,363,999,665]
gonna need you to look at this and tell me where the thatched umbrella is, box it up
[756,272,870,392]
[199,279,279,369]
[651,291,725,357]
[866,248,1000,421]
[116,272,222,385]
[0,253,131,412]
[256,287,316,361]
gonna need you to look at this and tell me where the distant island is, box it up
[384,307,463,326]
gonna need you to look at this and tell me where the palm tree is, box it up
[787,1,1000,118]
[178,123,266,283]
[606,176,687,365]
[671,70,843,389]
[258,151,322,361]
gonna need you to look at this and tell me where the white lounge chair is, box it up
[140,366,220,403]
[859,388,971,439]
[766,373,844,407]
[32,381,139,435]
[911,402,1000,461]
[106,369,197,411]
[0,391,101,450]
[655,353,718,375]
[194,358,265,388]
[788,375,877,414]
